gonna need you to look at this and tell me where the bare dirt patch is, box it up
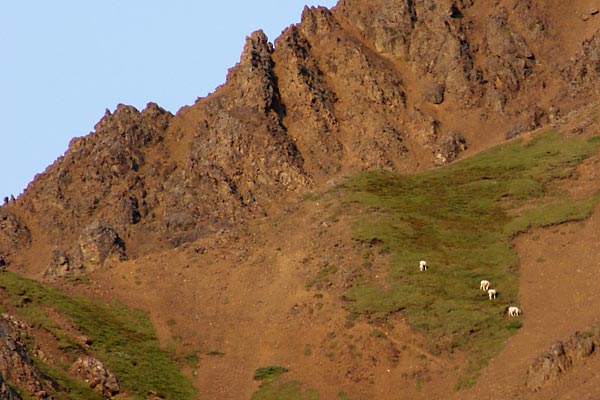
[455,203,600,399]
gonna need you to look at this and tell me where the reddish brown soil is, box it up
[456,202,600,399]
[74,200,466,399]
[454,122,600,399]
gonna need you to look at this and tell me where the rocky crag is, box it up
[3,1,600,274]
[1,0,600,397]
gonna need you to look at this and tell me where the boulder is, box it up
[75,220,125,271]
[69,356,120,396]
[434,132,467,165]
[44,250,83,280]
[505,123,527,140]
[163,212,201,246]
[423,83,445,104]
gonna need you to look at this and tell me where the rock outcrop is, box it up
[433,132,467,165]
[3,0,600,273]
[45,220,125,278]
[69,356,120,396]
[74,220,125,270]
[0,210,31,265]
[423,83,445,105]
[0,314,56,399]
[570,27,600,96]
[0,373,21,400]
[527,329,598,391]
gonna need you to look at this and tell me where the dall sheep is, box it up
[480,280,490,291]
[508,306,521,317]
[419,260,428,272]
[488,289,497,300]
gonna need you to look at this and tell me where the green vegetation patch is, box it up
[0,272,197,400]
[183,352,200,369]
[206,349,225,356]
[251,365,319,399]
[335,130,600,387]
[253,365,290,382]
[251,380,319,400]
[306,264,338,290]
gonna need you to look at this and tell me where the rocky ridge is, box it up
[3,1,600,275]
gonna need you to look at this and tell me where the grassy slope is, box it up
[251,381,320,400]
[0,272,197,400]
[251,366,319,400]
[334,131,600,387]
[3,130,598,398]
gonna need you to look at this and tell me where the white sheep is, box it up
[480,280,490,291]
[488,289,497,300]
[419,260,428,272]
[508,306,521,316]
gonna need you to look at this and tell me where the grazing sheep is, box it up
[508,306,521,316]
[480,280,490,291]
[488,289,497,300]
[419,260,428,272]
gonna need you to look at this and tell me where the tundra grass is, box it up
[34,359,105,400]
[0,272,197,400]
[251,366,319,399]
[334,130,600,387]
[253,365,290,382]
[251,380,320,400]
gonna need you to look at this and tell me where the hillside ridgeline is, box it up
[1,1,600,399]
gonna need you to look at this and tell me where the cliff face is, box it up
[0,315,57,399]
[2,0,600,272]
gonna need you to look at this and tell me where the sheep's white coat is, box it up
[508,306,521,316]
[488,289,497,300]
[480,280,490,291]
[419,260,428,272]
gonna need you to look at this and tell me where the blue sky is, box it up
[0,1,337,200]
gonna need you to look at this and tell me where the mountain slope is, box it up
[6,0,600,270]
[1,1,600,398]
